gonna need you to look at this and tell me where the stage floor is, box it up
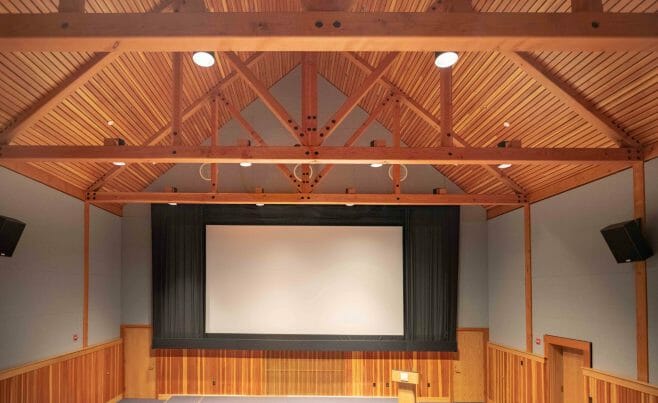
[166,397,398,403]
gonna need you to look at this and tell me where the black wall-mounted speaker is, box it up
[0,215,26,257]
[600,219,653,263]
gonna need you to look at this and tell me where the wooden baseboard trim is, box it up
[107,393,124,403]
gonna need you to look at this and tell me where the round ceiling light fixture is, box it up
[370,163,384,168]
[112,161,126,166]
[498,163,512,169]
[239,162,252,167]
[434,51,459,68]
[192,51,215,68]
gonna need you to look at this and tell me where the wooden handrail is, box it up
[583,367,658,396]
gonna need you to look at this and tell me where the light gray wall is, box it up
[487,209,526,350]
[0,167,121,370]
[487,158,658,382]
[123,66,489,329]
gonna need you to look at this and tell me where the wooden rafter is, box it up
[86,52,266,191]
[314,94,393,189]
[1,145,641,165]
[301,0,354,11]
[503,51,641,148]
[1,12,656,52]
[58,0,85,13]
[221,51,303,143]
[209,95,218,193]
[319,52,398,143]
[440,67,453,147]
[171,52,183,146]
[341,52,527,195]
[392,97,402,194]
[301,53,318,192]
[86,191,526,206]
[571,0,603,12]
[218,93,299,191]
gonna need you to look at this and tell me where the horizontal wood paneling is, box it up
[584,368,658,403]
[0,339,123,403]
[487,343,546,403]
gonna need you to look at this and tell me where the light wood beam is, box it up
[83,201,89,348]
[171,53,183,146]
[440,67,454,147]
[314,94,392,188]
[524,203,533,353]
[342,51,527,195]
[58,0,86,12]
[571,0,603,12]
[392,97,402,194]
[1,145,642,165]
[301,53,318,192]
[221,51,303,143]
[428,0,473,12]
[633,162,648,382]
[2,12,656,52]
[218,93,299,191]
[300,0,353,11]
[319,52,398,143]
[86,52,265,191]
[503,51,641,148]
[0,52,120,145]
[210,96,218,193]
[86,191,526,206]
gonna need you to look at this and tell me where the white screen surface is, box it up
[205,225,404,335]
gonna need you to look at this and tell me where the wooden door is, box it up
[122,325,156,398]
[453,329,487,402]
[561,347,584,403]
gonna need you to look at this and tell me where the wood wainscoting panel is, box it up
[122,325,156,398]
[583,367,658,403]
[487,343,546,403]
[0,339,123,403]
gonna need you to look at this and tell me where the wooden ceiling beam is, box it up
[1,145,641,165]
[301,0,354,11]
[221,51,304,143]
[86,191,526,206]
[503,51,641,148]
[86,52,266,191]
[171,52,183,145]
[2,12,655,52]
[571,0,603,12]
[440,67,453,147]
[319,52,398,143]
[58,0,86,12]
[341,52,527,195]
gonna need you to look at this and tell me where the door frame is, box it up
[544,335,592,403]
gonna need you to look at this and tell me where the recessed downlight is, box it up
[503,121,511,128]
[107,120,115,126]
[192,51,215,67]
[434,51,459,68]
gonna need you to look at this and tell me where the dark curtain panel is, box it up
[152,204,205,339]
[152,204,459,351]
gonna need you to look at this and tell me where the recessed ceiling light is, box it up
[192,51,215,67]
[434,51,459,68]
[345,203,355,207]
[168,202,177,206]
[256,203,265,207]
[112,161,126,166]
[503,121,511,128]
[498,163,512,169]
[239,162,252,167]
[370,163,383,168]
[107,120,115,126]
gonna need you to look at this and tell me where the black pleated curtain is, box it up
[152,204,459,351]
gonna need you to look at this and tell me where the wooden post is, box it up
[210,95,218,193]
[633,162,648,382]
[524,203,533,353]
[83,201,90,348]
[172,52,182,146]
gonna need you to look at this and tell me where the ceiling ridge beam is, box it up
[318,52,398,143]
[2,12,656,52]
[340,51,527,195]
[86,52,266,191]
[221,51,304,144]
[1,145,641,165]
[502,51,641,148]
[86,191,527,206]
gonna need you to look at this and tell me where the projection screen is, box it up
[205,225,404,336]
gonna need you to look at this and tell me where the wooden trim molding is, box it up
[83,202,90,348]
[543,335,592,368]
[524,204,533,353]
[582,368,658,396]
[633,162,649,382]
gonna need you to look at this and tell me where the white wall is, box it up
[488,158,658,382]
[0,167,121,370]
[123,66,490,330]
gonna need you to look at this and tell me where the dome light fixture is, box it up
[112,161,126,166]
[256,203,265,207]
[192,51,215,68]
[345,203,355,207]
[239,162,252,167]
[434,51,459,68]
[168,202,178,206]
[498,163,512,169]
[370,163,384,168]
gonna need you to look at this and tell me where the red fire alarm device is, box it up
[535,337,541,345]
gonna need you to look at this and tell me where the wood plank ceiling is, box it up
[0,0,656,215]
